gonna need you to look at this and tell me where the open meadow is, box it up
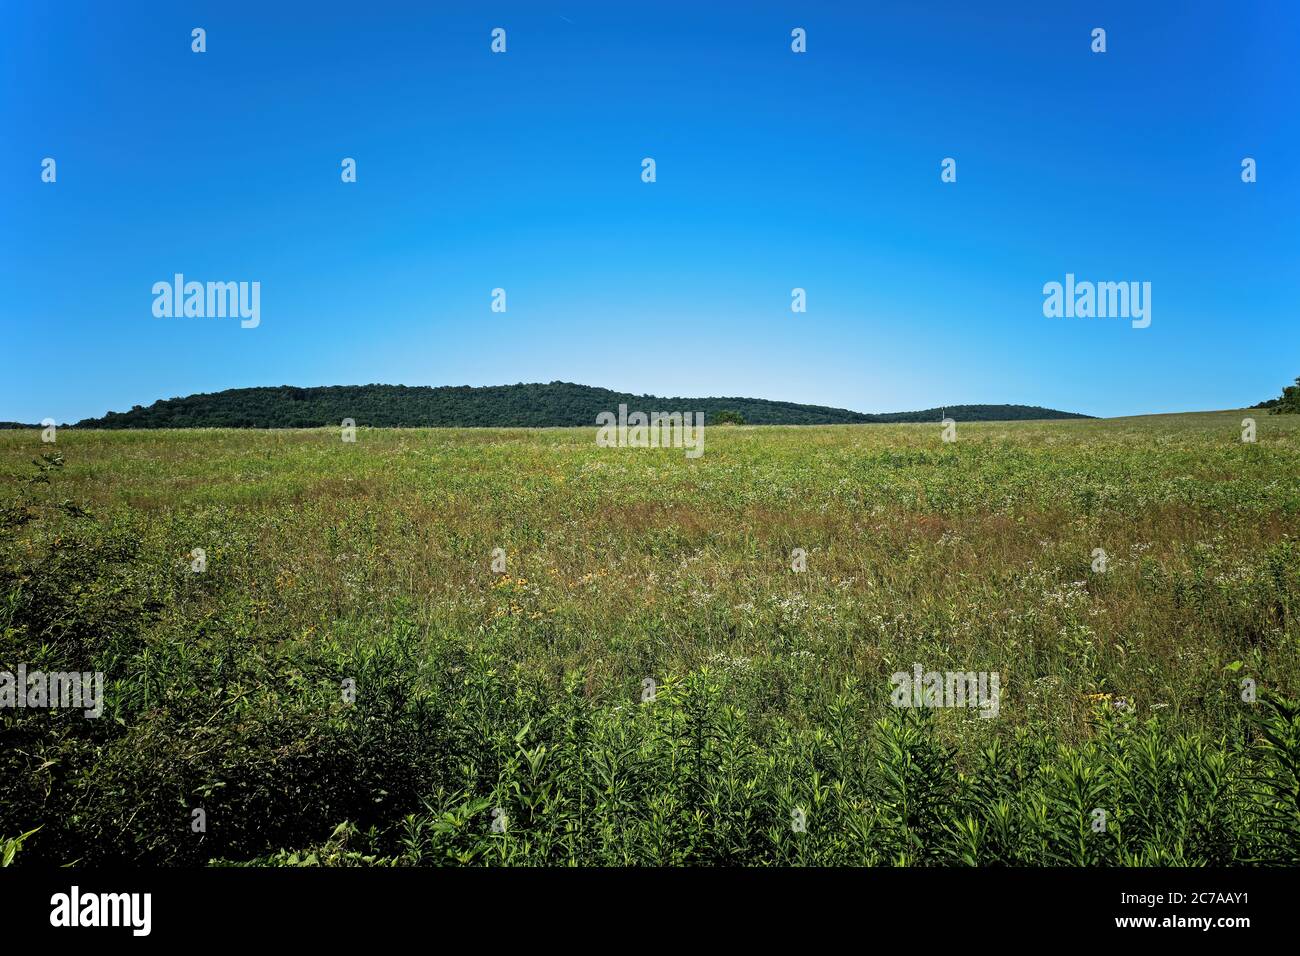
[3,411,1299,865]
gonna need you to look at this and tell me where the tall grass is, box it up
[1,412,1298,864]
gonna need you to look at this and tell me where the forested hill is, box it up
[71,383,1093,428]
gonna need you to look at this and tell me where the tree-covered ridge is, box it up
[71,382,1093,428]
[1255,377,1300,415]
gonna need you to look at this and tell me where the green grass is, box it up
[2,411,1299,864]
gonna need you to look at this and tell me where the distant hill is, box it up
[70,383,1093,429]
[1253,376,1300,415]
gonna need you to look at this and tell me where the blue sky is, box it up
[2,1,1297,422]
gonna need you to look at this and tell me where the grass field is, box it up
[3,411,1300,865]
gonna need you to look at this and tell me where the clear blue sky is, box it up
[3,1,1297,423]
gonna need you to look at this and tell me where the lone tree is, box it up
[712,410,745,425]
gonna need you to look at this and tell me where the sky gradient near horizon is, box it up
[3,1,1298,423]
